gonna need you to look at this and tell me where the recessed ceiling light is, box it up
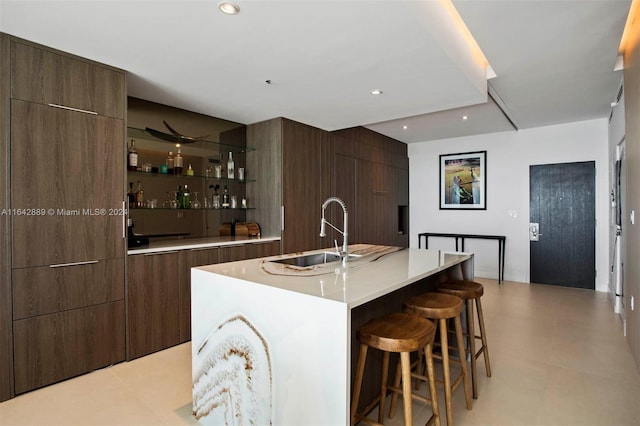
[462,115,469,120]
[403,125,408,130]
[218,1,240,15]
[370,89,383,95]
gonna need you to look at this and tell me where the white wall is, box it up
[408,118,610,291]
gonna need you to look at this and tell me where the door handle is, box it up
[529,223,542,241]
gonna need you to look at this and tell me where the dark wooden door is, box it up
[11,39,125,118]
[127,252,180,359]
[281,119,330,253]
[11,100,124,268]
[13,301,125,394]
[356,160,393,245]
[333,154,357,245]
[529,161,595,289]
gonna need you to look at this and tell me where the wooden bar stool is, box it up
[404,293,472,426]
[351,312,440,426]
[437,280,491,399]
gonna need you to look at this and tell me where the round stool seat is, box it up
[437,280,484,299]
[404,292,463,320]
[358,312,435,353]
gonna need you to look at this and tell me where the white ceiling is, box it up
[0,0,631,143]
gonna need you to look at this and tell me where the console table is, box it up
[418,232,506,283]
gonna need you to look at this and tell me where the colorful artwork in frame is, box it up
[439,151,487,210]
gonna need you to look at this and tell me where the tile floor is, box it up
[1,278,639,425]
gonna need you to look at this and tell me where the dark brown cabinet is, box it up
[12,259,125,320]
[248,119,407,253]
[11,100,124,268]
[219,244,248,262]
[246,240,281,258]
[247,118,331,253]
[0,34,13,402]
[331,127,409,248]
[11,40,125,119]
[218,240,279,262]
[127,240,279,358]
[3,35,126,398]
[127,251,180,359]
[281,119,332,253]
[13,301,125,395]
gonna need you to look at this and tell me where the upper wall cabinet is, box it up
[11,41,125,119]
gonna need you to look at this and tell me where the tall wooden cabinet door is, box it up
[11,40,125,119]
[179,248,219,343]
[11,100,124,268]
[13,301,125,394]
[356,160,392,245]
[127,252,180,359]
[333,154,357,245]
[282,119,328,253]
[0,34,13,402]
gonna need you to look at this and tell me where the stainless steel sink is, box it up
[271,252,360,267]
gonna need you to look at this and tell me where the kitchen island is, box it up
[191,244,473,425]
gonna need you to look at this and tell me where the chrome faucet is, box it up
[319,197,348,264]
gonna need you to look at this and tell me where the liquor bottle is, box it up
[212,185,221,209]
[174,148,184,175]
[128,182,135,209]
[136,181,144,208]
[186,164,194,176]
[222,185,230,208]
[128,140,138,171]
[227,152,235,179]
[176,185,183,208]
[182,184,191,209]
[166,151,174,174]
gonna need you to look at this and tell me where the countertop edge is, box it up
[127,236,281,255]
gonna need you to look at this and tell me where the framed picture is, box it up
[439,150,486,210]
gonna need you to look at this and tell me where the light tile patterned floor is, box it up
[1,278,639,425]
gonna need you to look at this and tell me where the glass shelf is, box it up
[130,207,255,211]
[127,127,254,155]
[127,170,254,183]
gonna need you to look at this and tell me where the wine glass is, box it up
[192,192,201,209]
[163,191,177,208]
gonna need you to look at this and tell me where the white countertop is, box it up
[127,236,280,255]
[194,244,471,308]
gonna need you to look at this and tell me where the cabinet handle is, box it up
[122,200,127,239]
[144,250,178,256]
[49,260,99,268]
[48,103,98,115]
[373,190,388,195]
[281,205,285,231]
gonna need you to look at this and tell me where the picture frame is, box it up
[439,150,487,210]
